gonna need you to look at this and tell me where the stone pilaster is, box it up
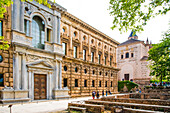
[53,15,57,43]
[20,2,24,32]
[57,16,61,44]
[54,60,58,90]
[58,61,62,89]
[13,52,19,90]
[21,53,27,90]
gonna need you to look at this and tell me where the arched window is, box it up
[32,16,45,49]
[125,52,129,58]
[131,53,134,57]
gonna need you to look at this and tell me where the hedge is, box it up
[118,81,138,92]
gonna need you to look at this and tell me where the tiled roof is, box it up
[118,38,142,46]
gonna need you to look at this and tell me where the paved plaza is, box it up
[0,94,124,113]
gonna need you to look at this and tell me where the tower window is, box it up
[125,52,129,58]
[131,53,134,57]
[121,55,123,59]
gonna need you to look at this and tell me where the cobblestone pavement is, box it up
[0,94,124,113]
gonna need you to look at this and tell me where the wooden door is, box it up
[124,74,129,81]
[34,74,47,100]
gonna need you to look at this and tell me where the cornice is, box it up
[62,12,120,45]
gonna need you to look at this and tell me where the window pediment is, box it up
[27,60,53,69]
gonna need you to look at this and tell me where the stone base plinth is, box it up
[53,88,70,99]
[0,89,30,104]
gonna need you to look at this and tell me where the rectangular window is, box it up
[64,78,67,87]
[121,55,123,59]
[62,43,67,55]
[84,80,87,87]
[83,49,86,60]
[92,80,95,87]
[98,54,101,64]
[24,19,29,36]
[0,21,3,36]
[111,81,113,87]
[75,79,78,87]
[91,52,94,62]
[0,74,4,87]
[99,81,101,87]
[47,28,51,42]
[104,56,107,65]
[74,46,77,58]
[124,74,129,80]
[110,57,112,66]
[105,81,107,87]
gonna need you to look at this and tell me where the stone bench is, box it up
[68,103,104,113]
[85,100,170,112]
[68,106,86,113]
[101,97,170,106]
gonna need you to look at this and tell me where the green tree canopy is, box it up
[148,29,170,83]
[109,0,170,33]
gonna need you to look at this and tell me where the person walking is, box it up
[96,91,100,99]
[92,91,95,99]
[106,90,108,96]
[102,90,104,97]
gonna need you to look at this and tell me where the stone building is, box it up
[60,12,120,97]
[0,1,70,103]
[117,32,152,85]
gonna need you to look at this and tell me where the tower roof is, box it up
[118,38,142,46]
[129,31,137,37]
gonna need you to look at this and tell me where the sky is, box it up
[55,0,170,44]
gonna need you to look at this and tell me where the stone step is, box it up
[122,107,164,113]
[68,106,86,113]
[85,100,170,112]
[101,97,170,106]
[68,102,104,113]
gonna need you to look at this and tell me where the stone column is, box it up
[14,52,19,90]
[29,21,32,37]
[54,60,58,90]
[21,53,27,90]
[48,72,52,99]
[69,25,73,57]
[20,1,24,32]
[58,61,62,89]
[12,0,20,30]
[28,70,32,98]
[57,16,61,44]
[53,15,57,43]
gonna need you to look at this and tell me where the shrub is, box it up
[118,81,138,92]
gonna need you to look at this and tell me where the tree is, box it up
[0,0,51,50]
[109,0,170,33]
[148,29,170,85]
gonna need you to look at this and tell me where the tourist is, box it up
[96,91,100,99]
[106,90,108,96]
[102,90,104,97]
[109,90,112,95]
[92,91,95,99]
[139,88,141,93]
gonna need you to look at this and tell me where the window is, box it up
[0,55,3,63]
[92,80,95,87]
[92,70,95,75]
[75,67,78,73]
[91,52,94,62]
[91,39,94,44]
[125,52,129,58]
[110,57,112,66]
[83,49,86,60]
[111,73,113,77]
[124,74,129,80]
[131,53,134,57]
[64,78,67,87]
[84,69,87,74]
[24,19,29,36]
[99,81,101,87]
[84,80,87,87]
[64,66,67,71]
[62,43,67,55]
[121,55,123,59]
[0,74,4,87]
[74,31,77,37]
[47,28,51,42]
[83,36,86,40]
[98,54,101,64]
[32,16,45,49]
[104,56,107,65]
[63,28,65,33]
[105,72,108,76]
[111,81,113,87]
[0,21,2,36]
[75,79,78,87]
[74,46,77,58]
[99,71,102,75]
[105,81,107,87]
